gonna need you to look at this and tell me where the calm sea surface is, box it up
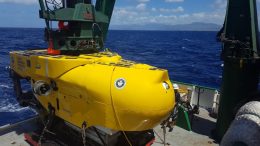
[0,28,222,126]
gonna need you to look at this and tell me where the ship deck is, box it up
[0,108,219,146]
[0,117,39,146]
[154,108,218,146]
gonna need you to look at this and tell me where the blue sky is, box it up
[0,0,257,28]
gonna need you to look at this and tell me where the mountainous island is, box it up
[110,22,222,31]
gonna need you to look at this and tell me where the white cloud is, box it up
[114,7,138,16]
[192,12,205,18]
[165,0,184,3]
[112,5,225,26]
[179,14,189,18]
[213,0,227,9]
[0,0,37,4]
[137,0,150,3]
[151,8,157,12]
[136,3,146,11]
[159,6,184,13]
[182,12,224,24]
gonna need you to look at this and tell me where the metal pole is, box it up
[216,0,260,140]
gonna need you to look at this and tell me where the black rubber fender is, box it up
[221,101,260,146]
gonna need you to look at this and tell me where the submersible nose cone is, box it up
[110,66,175,131]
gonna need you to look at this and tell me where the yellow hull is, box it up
[10,50,175,131]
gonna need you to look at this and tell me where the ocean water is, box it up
[0,28,222,126]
